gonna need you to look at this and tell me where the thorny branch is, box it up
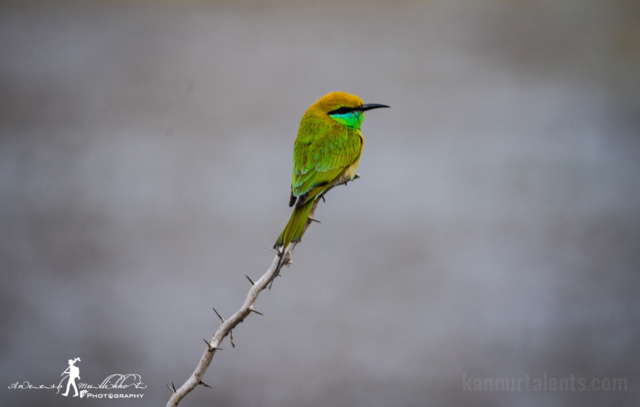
[166,177,358,407]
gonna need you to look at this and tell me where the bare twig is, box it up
[166,179,355,407]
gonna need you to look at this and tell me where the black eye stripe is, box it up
[328,106,359,115]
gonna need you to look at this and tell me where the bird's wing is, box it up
[291,128,362,205]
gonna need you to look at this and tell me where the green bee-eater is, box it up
[274,92,389,250]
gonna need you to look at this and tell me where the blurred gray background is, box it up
[1,0,639,406]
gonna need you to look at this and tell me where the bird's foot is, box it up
[342,173,360,186]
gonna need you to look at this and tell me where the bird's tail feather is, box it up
[274,199,315,250]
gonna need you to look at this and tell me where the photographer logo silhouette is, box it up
[61,357,81,397]
[8,356,146,399]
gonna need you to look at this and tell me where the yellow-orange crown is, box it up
[308,92,364,114]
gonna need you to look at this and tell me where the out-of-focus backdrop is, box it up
[2,1,639,406]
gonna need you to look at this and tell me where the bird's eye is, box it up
[328,106,356,115]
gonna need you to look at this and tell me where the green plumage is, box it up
[274,92,365,249]
[274,92,388,250]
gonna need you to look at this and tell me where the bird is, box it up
[274,92,389,252]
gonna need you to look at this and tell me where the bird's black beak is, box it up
[358,103,390,112]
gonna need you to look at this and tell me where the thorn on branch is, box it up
[309,218,321,223]
[249,307,264,316]
[245,275,255,285]
[320,195,326,203]
[212,307,225,323]
[229,330,236,348]
[203,338,221,352]
[166,384,175,393]
[199,380,212,389]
